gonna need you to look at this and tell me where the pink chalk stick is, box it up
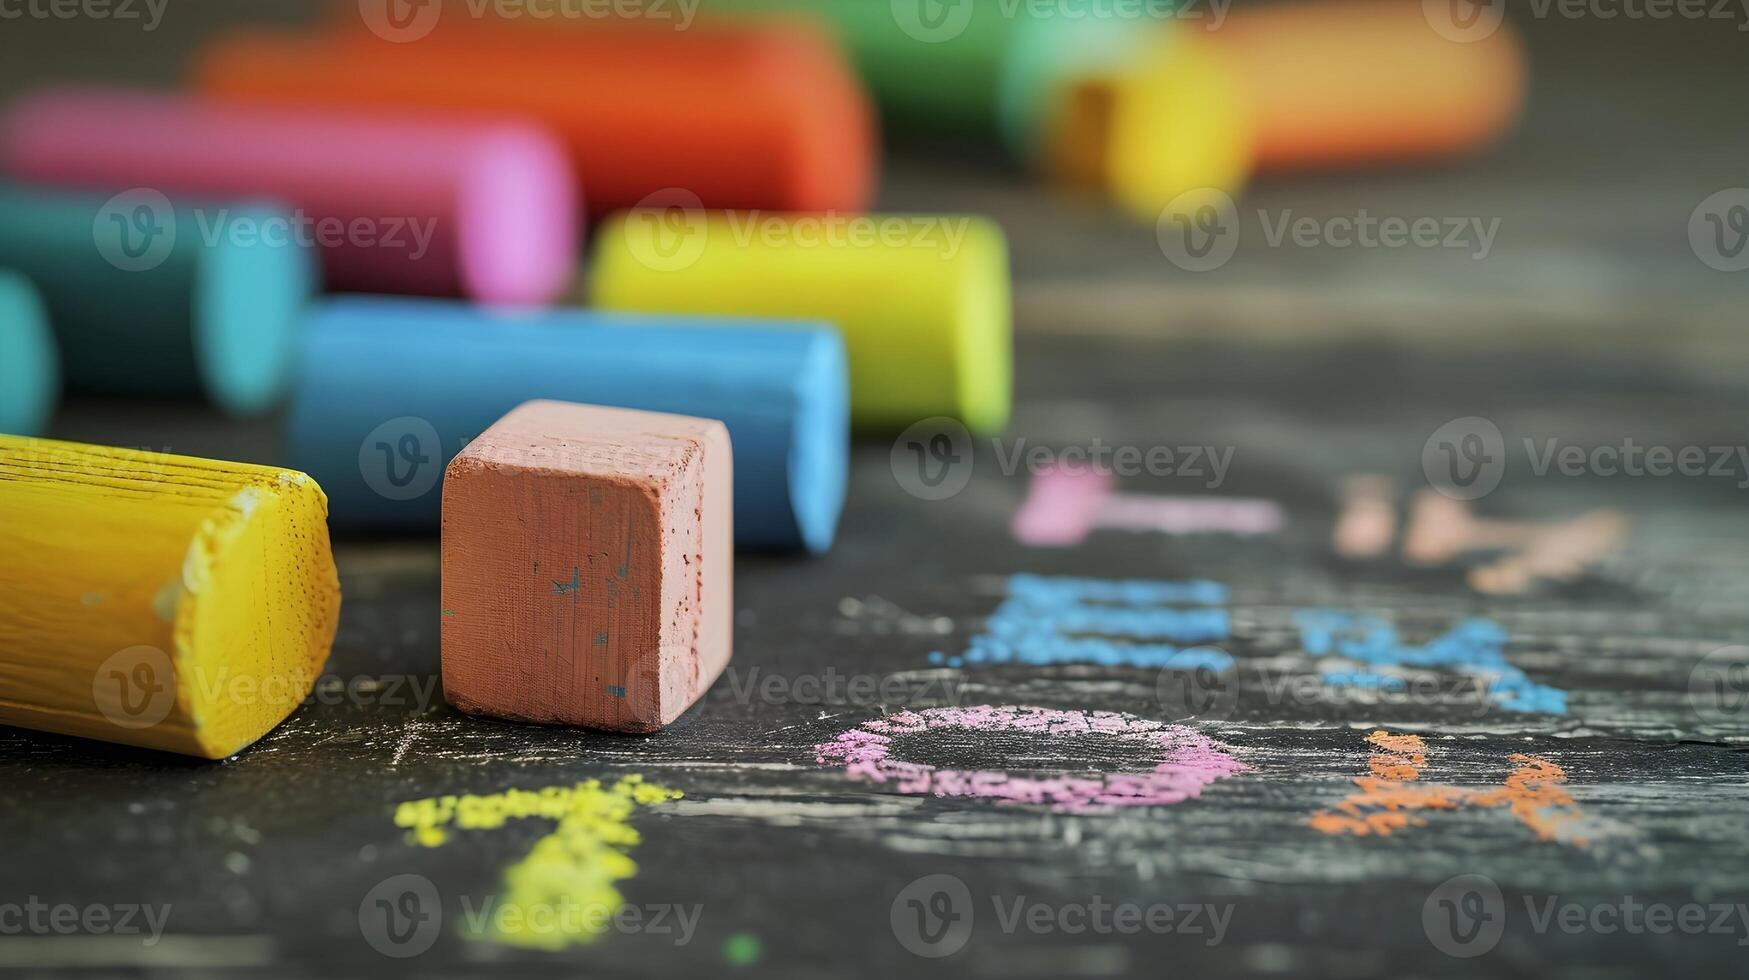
[0,87,578,305]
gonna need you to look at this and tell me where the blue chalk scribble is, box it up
[1293,609,1567,714]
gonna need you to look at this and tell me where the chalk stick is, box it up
[1035,1,1526,215]
[0,271,57,435]
[288,297,847,554]
[193,17,873,214]
[1035,31,1255,220]
[0,87,577,304]
[698,0,1165,147]
[0,185,314,416]
[0,435,342,759]
[441,400,732,732]
[590,212,1012,433]
[1208,0,1527,171]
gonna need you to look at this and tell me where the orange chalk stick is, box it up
[1210,0,1527,171]
[192,17,876,214]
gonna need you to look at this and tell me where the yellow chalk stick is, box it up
[590,211,1013,434]
[0,436,341,759]
[1042,30,1254,221]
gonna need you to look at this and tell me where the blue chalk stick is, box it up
[0,185,316,416]
[288,296,849,554]
[0,271,57,435]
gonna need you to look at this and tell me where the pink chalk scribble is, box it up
[1012,465,1283,548]
[814,705,1249,813]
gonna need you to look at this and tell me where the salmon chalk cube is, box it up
[440,400,732,732]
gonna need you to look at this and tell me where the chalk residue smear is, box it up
[395,775,682,949]
[815,706,1247,813]
[1309,731,1592,845]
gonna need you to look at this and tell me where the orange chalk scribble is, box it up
[1309,730,1591,846]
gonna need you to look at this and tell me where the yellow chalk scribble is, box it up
[394,775,682,950]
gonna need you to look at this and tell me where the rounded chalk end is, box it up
[194,205,317,417]
[949,219,1013,436]
[1105,33,1255,220]
[0,271,58,436]
[997,15,1154,164]
[457,126,580,306]
[790,326,851,556]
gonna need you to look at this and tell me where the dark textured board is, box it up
[3,5,1749,977]
[4,334,1748,979]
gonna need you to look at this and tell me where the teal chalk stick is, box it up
[0,270,57,435]
[0,185,317,416]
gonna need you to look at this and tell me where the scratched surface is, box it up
[5,5,1749,978]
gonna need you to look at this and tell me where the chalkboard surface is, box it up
[4,331,1747,978]
[3,8,1748,975]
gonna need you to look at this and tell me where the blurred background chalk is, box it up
[0,186,314,417]
[0,270,57,436]
[592,212,1013,433]
[699,0,1165,149]
[194,15,875,214]
[0,87,577,305]
[289,297,848,554]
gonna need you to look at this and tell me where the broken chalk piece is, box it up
[441,400,732,733]
[0,435,342,759]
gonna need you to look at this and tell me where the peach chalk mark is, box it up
[1308,731,1592,846]
[1332,474,1398,559]
[1013,465,1283,548]
[1402,491,1627,595]
[814,705,1247,813]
